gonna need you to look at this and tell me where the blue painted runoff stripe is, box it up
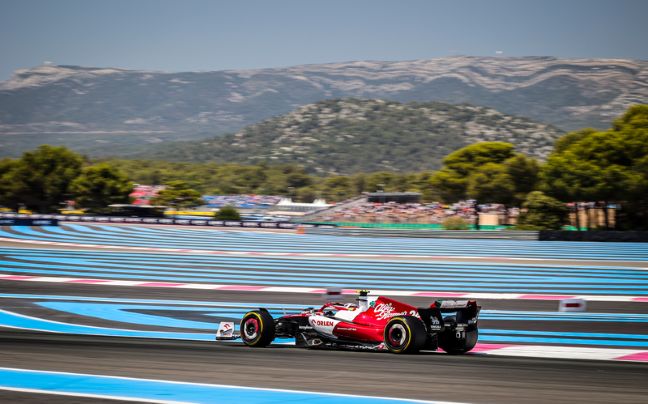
[3,247,648,295]
[5,293,648,326]
[0,309,298,345]
[0,368,448,404]
[2,223,647,260]
[35,301,296,330]
[4,247,646,276]
[31,301,648,331]
[0,309,215,341]
[2,302,648,348]
[5,293,648,331]
[9,254,648,283]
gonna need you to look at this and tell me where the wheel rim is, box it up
[243,317,259,340]
[388,324,407,347]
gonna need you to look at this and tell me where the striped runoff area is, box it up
[0,368,453,404]
[1,223,647,261]
[1,247,648,301]
[1,293,647,362]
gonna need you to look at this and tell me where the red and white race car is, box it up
[217,291,480,354]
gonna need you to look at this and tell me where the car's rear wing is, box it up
[436,299,480,313]
[417,299,481,332]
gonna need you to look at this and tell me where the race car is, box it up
[216,291,480,354]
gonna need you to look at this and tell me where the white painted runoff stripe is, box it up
[473,344,648,362]
[1,273,647,302]
[472,344,648,362]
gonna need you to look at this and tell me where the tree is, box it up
[320,176,355,201]
[553,128,597,154]
[151,181,203,208]
[504,154,540,205]
[364,172,406,193]
[70,164,133,213]
[296,186,319,203]
[429,142,538,205]
[9,145,83,212]
[214,205,241,220]
[517,191,569,230]
[442,142,516,177]
[428,168,467,203]
[541,105,648,229]
[0,159,19,209]
[442,216,470,230]
[467,163,515,205]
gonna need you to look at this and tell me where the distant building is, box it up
[268,198,331,216]
[130,184,165,205]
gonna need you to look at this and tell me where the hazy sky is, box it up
[1,0,647,81]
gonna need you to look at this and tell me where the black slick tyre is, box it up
[240,310,275,347]
[438,315,478,354]
[383,315,427,354]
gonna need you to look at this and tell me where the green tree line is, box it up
[1,105,646,229]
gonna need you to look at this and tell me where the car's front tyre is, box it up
[240,310,275,347]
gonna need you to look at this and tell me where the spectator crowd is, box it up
[319,200,519,224]
[129,184,521,225]
[202,195,282,209]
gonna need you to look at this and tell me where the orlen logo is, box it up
[312,319,335,327]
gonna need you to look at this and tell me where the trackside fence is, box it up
[0,213,335,230]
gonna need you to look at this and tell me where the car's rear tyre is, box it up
[438,316,478,354]
[383,316,427,354]
[240,310,275,347]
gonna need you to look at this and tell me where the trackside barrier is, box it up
[540,230,648,242]
[324,287,342,302]
[0,218,59,226]
[303,227,540,240]
[559,298,587,312]
[301,221,509,230]
[0,213,336,230]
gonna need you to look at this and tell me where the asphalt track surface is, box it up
[1,332,648,404]
[1,224,648,403]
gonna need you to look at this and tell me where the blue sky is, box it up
[1,0,646,81]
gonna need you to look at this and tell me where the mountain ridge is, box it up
[135,98,564,174]
[0,56,645,157]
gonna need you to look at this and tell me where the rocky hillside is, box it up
[137,99,563,174]
[0,56,645,157]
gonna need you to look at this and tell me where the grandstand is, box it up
[128,185,522,225]
[299,193,521,226]
[202,195,282,209]
[267,198,331,217]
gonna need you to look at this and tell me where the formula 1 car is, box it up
[216,291,480,354]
